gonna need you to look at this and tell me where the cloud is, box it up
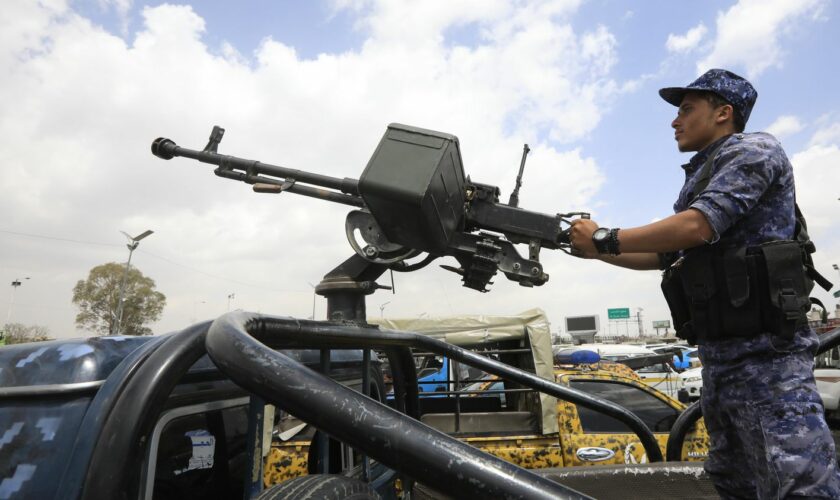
[665,23,707,53]
[0,1,619,337]
[808,122,840,147]
[790,123,840,311]
[697,0,826,78]
[765,115,803,139]
[792,126,840,239]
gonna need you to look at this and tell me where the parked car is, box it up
[650,345,699,371]
[678,366,703,403]
[576,343,682,399]
[815,343,840,419]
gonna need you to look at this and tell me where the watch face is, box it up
[593,228,609,242]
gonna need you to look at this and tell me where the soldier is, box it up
[569,69,840,498]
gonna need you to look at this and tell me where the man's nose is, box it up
[671,116,679,129]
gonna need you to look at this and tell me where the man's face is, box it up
[671,93,724,152]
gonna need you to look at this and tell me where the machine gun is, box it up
[152,123,587,292]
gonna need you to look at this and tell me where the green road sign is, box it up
[607,308,630,319]
[834,290,840,298]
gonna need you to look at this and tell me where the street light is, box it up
[308,282,317,320]
[636,308,644,337]
[227,293,236,312]
[380,301,391,318]
[833,265,840,300]
[6,277,30,324]
[112,229,153,335]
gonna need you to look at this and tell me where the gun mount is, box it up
[152,123,586,292]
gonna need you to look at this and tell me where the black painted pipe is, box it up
[207,312,592,499]
[244,314,663,463]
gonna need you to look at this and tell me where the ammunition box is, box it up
[358,123,466,254]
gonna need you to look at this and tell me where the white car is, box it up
[815,369,840,415]
[815,344,840,417]
[678,366,703,403]
[679,361,840,413]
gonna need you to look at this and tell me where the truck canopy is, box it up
[372,308,558,434]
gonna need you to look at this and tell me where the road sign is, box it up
[834,290,840,298]
[607,308,630,320]
[652,320,671,329]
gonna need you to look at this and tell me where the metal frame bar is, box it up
[235,313,663,462]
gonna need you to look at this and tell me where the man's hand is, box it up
[569,218,599,258]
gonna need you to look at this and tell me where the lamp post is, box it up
[308,282,317,320]
[833,265,840,300]
[227,293,235,312]
[636,307,644,337]
[112,230,153,335]
[6,277,30,324]
[380,301,391,318]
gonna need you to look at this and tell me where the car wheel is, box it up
[257,475,380,500]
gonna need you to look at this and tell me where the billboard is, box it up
[565,315,599,344]
[565,315,599,334]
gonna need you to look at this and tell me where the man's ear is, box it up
[715,104,734,125]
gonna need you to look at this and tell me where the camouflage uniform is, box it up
[671,126,840,498]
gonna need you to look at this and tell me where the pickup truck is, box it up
[1,310,725,500]
[268,309,709,481]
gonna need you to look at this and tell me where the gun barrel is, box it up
[151,137,361,197]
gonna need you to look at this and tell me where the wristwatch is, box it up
[592,227,621,255]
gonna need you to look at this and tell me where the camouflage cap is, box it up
[659,68,758,125]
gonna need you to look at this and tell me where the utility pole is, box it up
[113,230,153,335]
[227,293,235,312]
[308,282,317,320]
[636,308,645,337]
[6,277,30,324]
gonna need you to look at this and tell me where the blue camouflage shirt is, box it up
[674,132,796,247]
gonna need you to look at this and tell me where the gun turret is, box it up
[152,123,585,292]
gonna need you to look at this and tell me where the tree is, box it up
[0,323,51,344]
[72,262,166,335]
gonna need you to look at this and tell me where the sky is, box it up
[2,0,839,340]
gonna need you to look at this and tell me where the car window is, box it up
[637,362,669,374]
[570,380,679,433]
[461,380,508,407]
[147,399,250,500]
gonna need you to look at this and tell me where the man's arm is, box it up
[570,208,714,259]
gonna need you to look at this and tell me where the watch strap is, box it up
[607,228,621,255]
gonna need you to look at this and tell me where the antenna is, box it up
[508,144,530,208]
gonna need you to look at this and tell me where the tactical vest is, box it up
[660,140,833,345]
